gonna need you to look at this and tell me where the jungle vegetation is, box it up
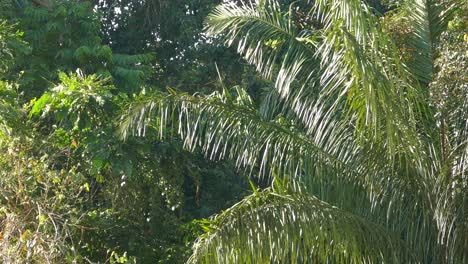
[0,0,467,263]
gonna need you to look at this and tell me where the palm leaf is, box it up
[206,0,432,162]
[205,0,320,98]
[400,0,460,84]
[119,88,445,262]
[188,182,416,263]
[119,88,363,185]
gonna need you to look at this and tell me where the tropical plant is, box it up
[0,78,89,263]
[26,70,249,263]
[121,0,467,263]
[1,0,155,99]
[1,2,250,260]
[96,0,246,92]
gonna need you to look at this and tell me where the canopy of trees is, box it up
[0,0,466,263]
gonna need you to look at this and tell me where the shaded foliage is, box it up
[0,1,249,263]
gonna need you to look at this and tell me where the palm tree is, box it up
[120,0,467,263]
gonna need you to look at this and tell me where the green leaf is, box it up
[29,93,51,117]
[188,187,415,263]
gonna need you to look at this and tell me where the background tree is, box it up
[0,0,249,263]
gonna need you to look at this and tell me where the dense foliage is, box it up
[0,1,248,263]
[0,0,466,263]
[122,0,467,263]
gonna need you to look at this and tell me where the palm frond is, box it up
[205,0,319,98]
[206,0,432,162]
[188,182,415,264]
[118,2,467,262]
[119,89,443,262]
[400,0,460,84]
[119,88,363,185]
[311,0,431,158]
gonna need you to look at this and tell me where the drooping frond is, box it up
[119,89,441,259]
[119,88,364,185]
[400,0,460,84]
[205,0,319,98]
[310,0,431,159]
[188,182,415,264]
[205,1,336,144]
[206,0,431,162]
[117,2,467,261]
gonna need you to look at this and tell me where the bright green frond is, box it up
[206,0,431,162]
[311,0,430,159]
[188,184,415,264]
[119,88,363,185]
[205,0,319,97]
[118,89,439,246]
